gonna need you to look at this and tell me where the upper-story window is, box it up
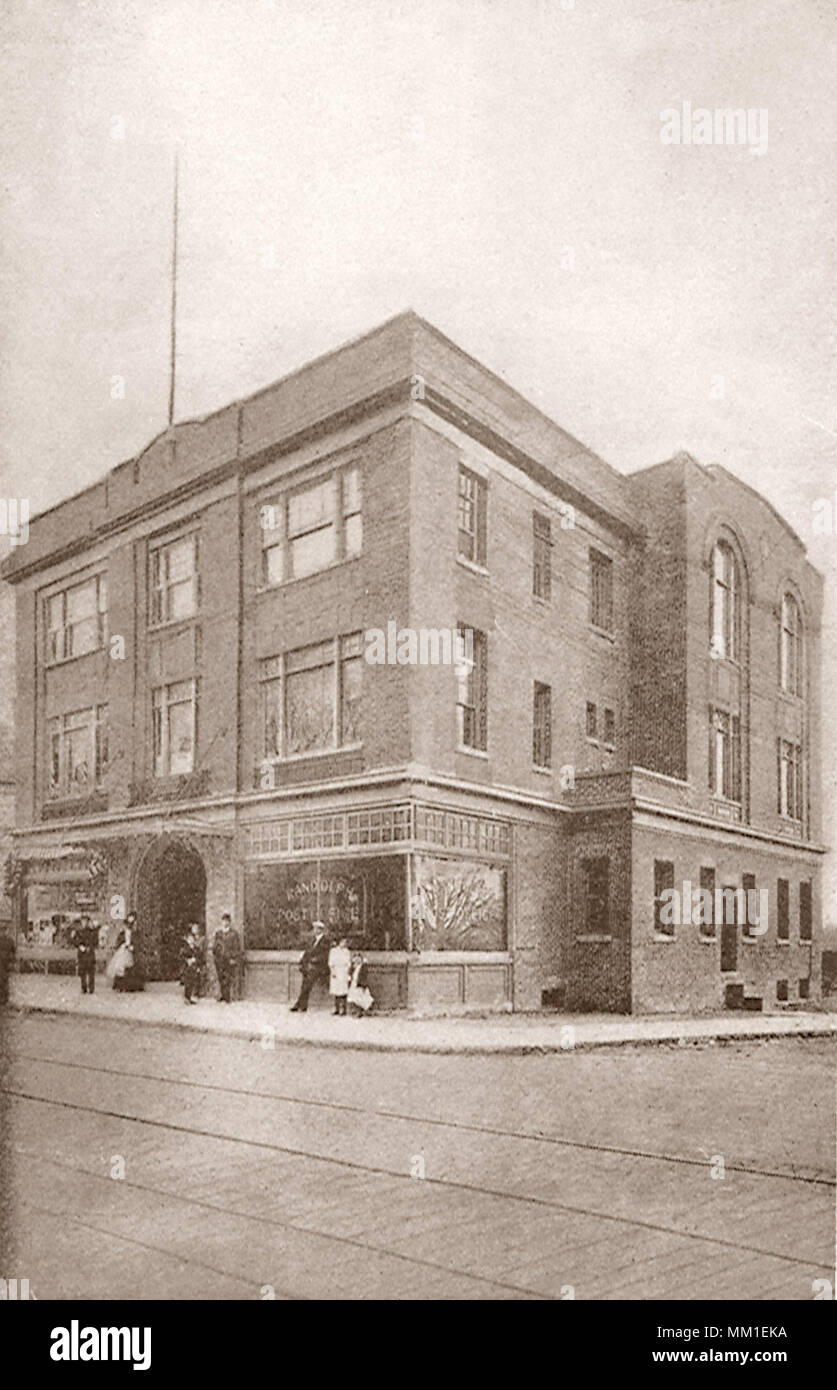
[456,625,487,751]
[779,593,803,696]
[152,679,196,777]
[533,681,552,768]
[710,541,739,661]
[777,738,803,820]
[45,573,107,664]
[589,549,613,632]
[47,704,108,799]
[150,534,198,625]
[261,466,362,587]
[532,513,551,599]
[260,633,363,760]
[457,467,487,567]
[709,706,741,802]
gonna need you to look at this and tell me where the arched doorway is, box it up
[134,838,207,981]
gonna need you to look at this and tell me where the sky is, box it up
[0,0,834,912]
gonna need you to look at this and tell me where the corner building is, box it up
[2,314,824,1012]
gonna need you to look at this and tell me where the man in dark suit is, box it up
[212,913,242,1003]
[0,924,15,1006]
[73,915,98,994]
[290,921,330,1012]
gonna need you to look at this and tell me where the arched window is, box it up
[779,593,803,696]
[711,541,740,661]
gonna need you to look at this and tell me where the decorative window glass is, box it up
[260,634,363,760]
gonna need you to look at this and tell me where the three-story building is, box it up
[1,312,824,1010]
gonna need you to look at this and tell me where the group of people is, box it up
[292,921,374,1017]
[65,910,372,1016]
[69,912,144,994]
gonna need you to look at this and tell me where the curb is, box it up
[8,1000,836,1056]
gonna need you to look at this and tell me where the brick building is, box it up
[0,313,825,1011]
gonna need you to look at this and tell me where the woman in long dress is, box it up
[107,913,144,992]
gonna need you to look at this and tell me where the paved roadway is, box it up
[1,1013,834,1300]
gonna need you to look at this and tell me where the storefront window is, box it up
[411,855,507,951]
[244,855,407,951]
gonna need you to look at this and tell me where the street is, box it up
[1,1013,834,1300]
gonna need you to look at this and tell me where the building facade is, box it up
[1,313,825,1011]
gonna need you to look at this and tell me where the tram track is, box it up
[7,1049,834,1188]
[4,1085,832,1274]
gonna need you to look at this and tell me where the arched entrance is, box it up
[134,838,207,981]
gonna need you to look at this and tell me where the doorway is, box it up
[720,883,738,973]
[134,838,207,981]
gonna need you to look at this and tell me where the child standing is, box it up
[328,936,351,1016]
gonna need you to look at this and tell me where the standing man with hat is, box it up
[72,914,98,995]
[290,921,330,1013]
[212,912,242,1003]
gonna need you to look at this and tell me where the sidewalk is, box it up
[7,975,837,1053]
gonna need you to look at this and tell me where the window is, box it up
[710,541,740,661]
[799,977,810,1000]
[709,707,741,802]
[152,680,196,776]
[654,859,675,937]
[150,534,198,625]
[779,594,802,696]
[586,702,598,739]
[456,626,487,751]
[580,857,610,937]
[533,682,552,768]
[777,739,803,820]
[45,574,107,663]
[261,467,361,585]
[742,873,757,939]
[457,467,487,567]
[589,549,613,632]
[799,881,812,941]
[46,706,108,799]
[533,513,551,599]
[776,979,789,1002]
[699,866,716,937]
[603,708,615,748]
[260,634,363,760]
[777,878,789,940]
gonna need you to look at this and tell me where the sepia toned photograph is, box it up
[0,0,834,1339]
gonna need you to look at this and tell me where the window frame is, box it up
[259,633,363,763]
[779,593,803,697]
[653,858,676,938]
[709,706,741,803]
[152,678,197,778]
[149,532,199,628]
[532,512,552,600]
[777,738,803,821]
[579,856,611,940]
[710,540,740,663]
[589,548,614,633]
[44,572,108,665]
[260,465,362,587]
[533,681,552,769]
[45,704,109,800]
[456,625,488,752]
[457,466,487,569]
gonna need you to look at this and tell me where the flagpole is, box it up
[168,152,179,429]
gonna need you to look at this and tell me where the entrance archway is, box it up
[134,838,207,981]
